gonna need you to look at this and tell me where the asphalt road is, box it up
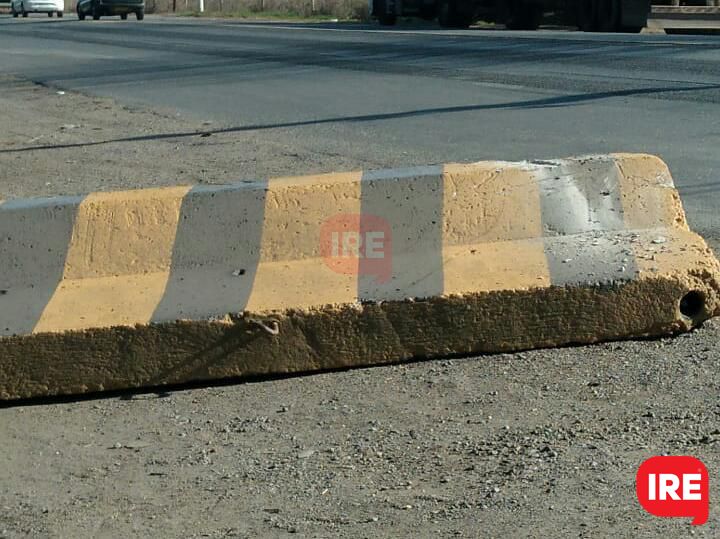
[3,16,720,538]
[1,16,720,239]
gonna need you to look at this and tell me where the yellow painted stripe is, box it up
[245,257,361,312]
[613,153,689,231]
[246,172,363,311]
[442,162,550,293]
[443,240,551,294]
[258,172,363,262]
[442,162,546,244]
[34,186,191,333]
[632,228,719,277]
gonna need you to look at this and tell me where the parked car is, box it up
[76,0,145,20]
[10,0,64,17]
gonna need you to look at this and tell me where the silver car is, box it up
[10,0,64,17]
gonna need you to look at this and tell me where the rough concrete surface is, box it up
[2,78,720,537]
[3,146,720,400]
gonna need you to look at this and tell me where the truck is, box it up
[371,0,653,32]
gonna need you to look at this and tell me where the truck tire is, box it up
[374,0,397,25]
[437,0,471,29]
[505,0,542,31]
[577,0,598,31]
[618,0,648,33]
[597,0,621,32]
[418,3,435,21]
[621,24,643,34]
[437,0,453,27]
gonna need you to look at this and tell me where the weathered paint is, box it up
[0,154,718,400]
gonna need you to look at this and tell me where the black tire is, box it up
[437,0,471,29]
[454,14,472,29]
[77,4,86,19]
[11,8,18,17]
[437,0,451,27]
[21,4,28,16]
[418,3,435,21]
[136,9,144,20]
[597,0,620,32]
[57,10,63,16]
[373,0,396,25]
[92,2,101,19]
[121,12,127,19]
[48,11,53,16]
[505,0,541,31]
[577,0,598,32]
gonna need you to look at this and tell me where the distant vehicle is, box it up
[10,0,64,17]
[76,0,145,20]
[371,0,651,32]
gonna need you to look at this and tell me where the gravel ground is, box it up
[0,75,375,200]
[1,77,719,538]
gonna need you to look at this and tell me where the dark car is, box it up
[76,0,144,20]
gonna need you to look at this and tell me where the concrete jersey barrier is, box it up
[1,153,718,399]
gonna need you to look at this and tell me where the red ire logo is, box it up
[636,456,709,526]
[320,213,392,284]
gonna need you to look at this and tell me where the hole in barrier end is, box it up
[679,291,705,321]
